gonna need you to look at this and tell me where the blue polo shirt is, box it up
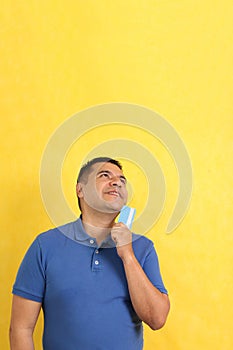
[13,218,168,350]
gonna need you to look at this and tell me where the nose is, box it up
[109,176,122,187]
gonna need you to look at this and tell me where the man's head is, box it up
[76,157,128,214]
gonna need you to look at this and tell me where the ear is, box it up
[76,183,84,198]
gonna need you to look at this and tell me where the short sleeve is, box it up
[142,243,168,295]
[12,238,46,302]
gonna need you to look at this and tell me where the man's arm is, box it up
[9,295,42,350]
[111,223,170,330]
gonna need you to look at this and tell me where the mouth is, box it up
[105,190,120,197]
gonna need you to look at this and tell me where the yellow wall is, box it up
[1,1,232,349]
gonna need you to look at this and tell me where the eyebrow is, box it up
[96,170,127,182]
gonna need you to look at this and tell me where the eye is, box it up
[99,172,110,178]
[120,178,126,185]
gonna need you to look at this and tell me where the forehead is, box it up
[92,162,124,175]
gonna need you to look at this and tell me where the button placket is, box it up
[91,248,102,271]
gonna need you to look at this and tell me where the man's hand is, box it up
[111,222,133,260]
[111,224,170,330]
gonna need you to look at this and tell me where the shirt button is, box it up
[94,260,99,265]
[95,250,99,254]
[90,239,94,244]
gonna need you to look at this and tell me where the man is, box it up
[10,157,170,350]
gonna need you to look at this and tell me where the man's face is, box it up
[77,162,128,214]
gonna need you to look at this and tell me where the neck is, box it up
[81,210,118,245]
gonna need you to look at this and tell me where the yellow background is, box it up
[1,1,232,349]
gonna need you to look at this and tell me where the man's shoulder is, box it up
[132,232,153,244]
[131,233,157,264]
[132,233,154,251]
[36,220,77,245]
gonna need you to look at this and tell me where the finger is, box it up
[113,222,126,228]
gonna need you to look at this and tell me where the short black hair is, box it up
[77,157,123,211]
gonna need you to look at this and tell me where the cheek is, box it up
[88,182,105,201]
[83,183,97,198]
[122,188,128,201]
[96,180,108,192]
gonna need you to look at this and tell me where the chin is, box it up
[105,203,123,213]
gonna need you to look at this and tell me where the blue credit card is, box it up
[118,206,136,229]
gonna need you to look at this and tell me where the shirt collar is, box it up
[73,216,116,248]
